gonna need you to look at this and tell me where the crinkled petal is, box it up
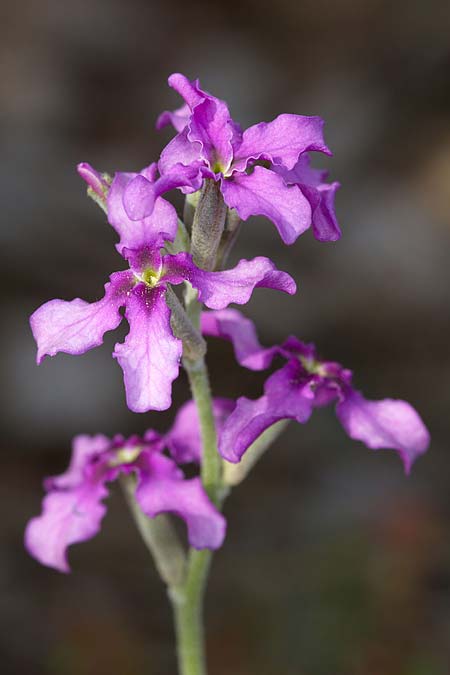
[113,285,182,412]
[275,157,341,242]
[165,398,235,464]
[232,114,331,172]
[336,391,430,473]
[156,103,191,132]
[107,172,178,251]
[135,452,226,549]
[300,182,341,242]
[24,477,109,573]
[164,252,296,310]
[219,360,315,462]
[122,163,203,221]
[166,73,207,110]
[188,97,235,172]
[221,167,312,245]
[159,127,205,175]
[201,309,279,371]
[46,434,111,490]
[31,271,134,363]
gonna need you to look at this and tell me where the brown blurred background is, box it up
[1,1,450,673]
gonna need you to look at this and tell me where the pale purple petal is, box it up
[201,309,279,371]
[113,285,182,412]
[24,477,109,573]
[164,252,296,310]
[336,391,430,473]
[165,398,235,464]
[221,167,312,245]
[232,114,331,172]
[107,172,178,252]
[31,271,134,364]
[135,452,226,549]
[219,361,315,462]
[122,163,203,221]
[77,162,108,197]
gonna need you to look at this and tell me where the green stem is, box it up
[170,549,213,675]
[183,355,221,504]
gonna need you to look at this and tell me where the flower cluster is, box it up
[26,73,429,574]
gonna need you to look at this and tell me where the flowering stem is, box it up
[183,355,221,504]
[120,474,187,587]
[169,549,213,675]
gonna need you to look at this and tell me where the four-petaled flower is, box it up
[123,73,340,245]
[30,167,296,412]
[25,398,230,572]
[202,309,430,472]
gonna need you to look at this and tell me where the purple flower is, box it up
[25,409,227,572]
[30,170,296,413]
[202,310,430,472]
[124,73,338,245]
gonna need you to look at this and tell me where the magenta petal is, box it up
[166,73,206,110]
[113,285,182,413]
[156,103,191,132]
[25,472,109,573]
[135,452,226,549]
[30,271,134,363]
[221,167,312,244]
[336,391,430,473]
[47,434,111,490]
[301,182,342,242]
[165,398,235,464]
[201,309,279,371]
[232,114,331,172]
[77,162,108,197]
[274,157,341,242]
[219,361,315,462]
[108,172,178,251]
[165,252,296,310]
[159,127,205,175]
[188,97,235,171]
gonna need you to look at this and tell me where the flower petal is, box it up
[46,434,111,490]
[135,452,226,549]
[219,360,315,462]
[232,114,331,172]
[165,398,235,464]
[221,167,312,245]
[156,103,191,132]
[107,172,178,251]
[77,162,108,197]
[24,476,109,573]
[336,391,430,473]
[201,309,279,371]
[30,271,134,363]
[113,285,182,412]
[122,163,203,221]
[159,127,205,175]
[164,252,296,310]
[274,156,341,242]
[188,97,235,172]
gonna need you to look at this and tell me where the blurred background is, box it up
[1,0,450,673]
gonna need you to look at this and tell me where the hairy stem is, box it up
[169,549,213,675]
[183,355,221,504]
